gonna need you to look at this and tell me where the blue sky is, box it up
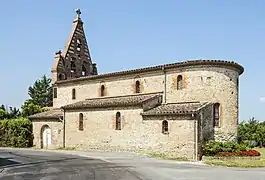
[0,0,264,121]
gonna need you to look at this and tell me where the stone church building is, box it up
[29,9,244,160]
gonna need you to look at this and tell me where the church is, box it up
[29,9,244,160]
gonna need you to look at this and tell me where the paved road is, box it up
[0,149,264,179]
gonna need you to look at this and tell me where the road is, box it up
[0,149,264,179]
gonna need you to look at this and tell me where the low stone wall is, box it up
[202,156,261,161]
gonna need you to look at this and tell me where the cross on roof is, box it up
[75,9,81,18]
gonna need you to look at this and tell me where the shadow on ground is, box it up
[0,158,20,168]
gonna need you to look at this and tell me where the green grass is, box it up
[204,148,265,168]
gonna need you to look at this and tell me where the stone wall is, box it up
[32,120,63,149]
[53,71,164,108]
[54,65,239,141]
[65,107,196,159]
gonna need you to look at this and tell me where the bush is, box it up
[216,150,260,157]
[202,140,249,156]
[0,118,33,148]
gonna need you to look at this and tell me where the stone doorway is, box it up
[40,125,51,149]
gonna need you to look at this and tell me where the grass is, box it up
[204,148,265,168]
[55,146,77,151]
[149,152,189,161]
[137,150,189,161]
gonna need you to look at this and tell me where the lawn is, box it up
[204,148,265,168]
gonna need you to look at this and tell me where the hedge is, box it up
[0,118,33,148]
[202,140,249,156]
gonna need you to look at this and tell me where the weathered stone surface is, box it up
[32,120,63,149]
[64,107,196,159]
[30,10,244,161]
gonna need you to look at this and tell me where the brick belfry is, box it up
[51,9,98,84]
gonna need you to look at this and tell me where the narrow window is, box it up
[79,113,84,131]
[82,64,86,76]
[77,39,81,52]
[72,89,76,100]
[70,57,76,73]
[177,75,183,90]
[101,85,105,97]
[116,112,121,130]
[213,103,220,127]
[53,88,57,98]
[135,80,140,93]
[70,62,76,73]
[162,120,168,134]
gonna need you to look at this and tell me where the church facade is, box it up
[29,10,244,160]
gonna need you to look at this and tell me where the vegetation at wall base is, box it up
[216,150,260,157]
[202,140,250,156]
[204,148,265,168]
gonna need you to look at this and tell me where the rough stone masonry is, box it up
[29,9,244,161]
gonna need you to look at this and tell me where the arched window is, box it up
[58,74,63,80]
[177,75,183,90]
[162,120,168,134]
[213,103,220,127]
[79,113,84,131]
[82,64,86,76]
[101,85,105,97]
[135,80,140,93]
[116,112,121,130]
[72,88,76,99]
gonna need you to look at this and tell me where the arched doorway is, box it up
[40,125,51,149]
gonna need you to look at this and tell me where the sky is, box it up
[0,0,264,121]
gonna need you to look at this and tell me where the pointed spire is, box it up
[51,9,98,83]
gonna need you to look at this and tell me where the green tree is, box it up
[21,100,46,117]
[238,117,265,147]
[8,107,21,119]
[28,75,53,107]
[0,109,9,119]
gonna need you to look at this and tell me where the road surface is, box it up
[0,148,264,179]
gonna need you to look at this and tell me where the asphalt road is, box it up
[0,149,264,179]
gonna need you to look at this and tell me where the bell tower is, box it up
[51,9,98,84]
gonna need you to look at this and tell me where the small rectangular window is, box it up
[53,88,57,98]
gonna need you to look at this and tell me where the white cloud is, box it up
[260,97,265,103]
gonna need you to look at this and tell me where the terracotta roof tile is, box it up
[141,102,209,116]
[62,93,163,110]
[56,60,244,84]
[28,109,63,119]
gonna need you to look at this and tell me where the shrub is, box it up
[0,118,33,148]
[216,150,260,157]
[202,140,249,156]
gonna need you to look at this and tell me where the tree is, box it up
[28,75,52,107]
[21,100,46,117]
[0,109,9,119]
[8,107,21,119]
[238,117,265,147]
